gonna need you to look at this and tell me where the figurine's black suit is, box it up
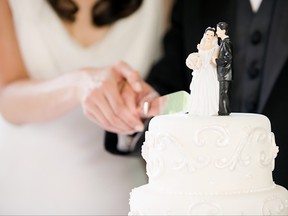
[105,0,288,189]
[216,37,232,115]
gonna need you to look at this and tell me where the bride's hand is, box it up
[77,61,145,135]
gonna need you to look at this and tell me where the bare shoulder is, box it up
[0,0,28,88]
[0,0,10,20]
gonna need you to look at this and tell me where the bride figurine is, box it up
[186,27,220,116]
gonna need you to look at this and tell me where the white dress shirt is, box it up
[250,0,263,12]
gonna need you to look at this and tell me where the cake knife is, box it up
[142,90,190,117]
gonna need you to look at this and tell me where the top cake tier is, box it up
[142,113,278,194]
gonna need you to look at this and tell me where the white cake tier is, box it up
[142,113,279,193]
[129,184,288,215]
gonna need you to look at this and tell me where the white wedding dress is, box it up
[0,0,164,214]
[189,46,219,116]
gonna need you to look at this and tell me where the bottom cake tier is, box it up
[129,184,288,215]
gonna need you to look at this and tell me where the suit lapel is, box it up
[259,0,288,111]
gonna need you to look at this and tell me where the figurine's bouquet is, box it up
[186,52,202,70]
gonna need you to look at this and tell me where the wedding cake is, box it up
[129,23,288,215]
[129,113,288,215]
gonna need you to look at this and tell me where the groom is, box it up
[215,22,233,116]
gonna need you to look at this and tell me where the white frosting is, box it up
[129,113,288,215]
[129,185,288,215]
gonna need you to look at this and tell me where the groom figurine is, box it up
[216,22,232,116]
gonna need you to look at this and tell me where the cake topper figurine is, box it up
[186,27,220,116]
[144,22,232,117]
[215,22,232,116]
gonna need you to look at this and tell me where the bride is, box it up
[186,27,220,116]
[0,0,167,214]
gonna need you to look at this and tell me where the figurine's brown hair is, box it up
[205,27,216,36]
[47,0,143,27]
[217,22,229,35]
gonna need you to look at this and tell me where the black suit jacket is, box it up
[106,0,288,188]
[216,37,233,81]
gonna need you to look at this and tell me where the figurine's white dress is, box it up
[0,0,164,214]
[189,46,219,116]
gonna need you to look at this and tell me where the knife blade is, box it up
[142,90,190,117]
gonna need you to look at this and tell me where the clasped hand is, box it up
[77,61,157,135]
